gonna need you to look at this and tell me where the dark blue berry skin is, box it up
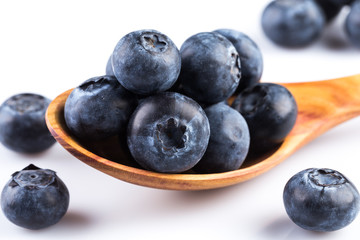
[1,164,70,230]
[315,0,355,22]
[193,102,250,174]
[314,0,342,22]
[283,168,360,232]
[127,92,210,173]
[231,83,297,155]
[112,29,181,95]
[214,29,263,94]
[347,0,356,5]
[261,0,326,47]
[0,93,55,153]
[345,0,360,48]
[105,55,114,76]
[64,75,137,141]
[178,32,241,105]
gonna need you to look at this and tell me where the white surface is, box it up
[0,0,360,239]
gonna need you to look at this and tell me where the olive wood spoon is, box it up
[45,73,360,191]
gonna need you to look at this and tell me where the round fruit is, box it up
[261,0,325,47]
[283,168,360,232]
[178,31,241,105]
[105,54,114,76]
[194,102,250,173]
[345,0,360,48]
[112,29,181,95]
[1,164,70,230]
[0,93,55,153]
[64,75,137,140]
[231,83,297,154]
[127,92,210,173]
[214,29,263,93]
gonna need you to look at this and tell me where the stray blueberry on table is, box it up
[261,0,326,47]
[0,93,55,153]
[214,29,263,93]
[127,92,210,173]
[194,102,250,173]
[231,83,297,155]
[283,168,360,232]
[345,0,360,48]
[1,164,70,230]
[111,29,181,95]
[178,31,241,105]
[64,75,137,141]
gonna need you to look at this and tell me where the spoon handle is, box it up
[283,73,360,140]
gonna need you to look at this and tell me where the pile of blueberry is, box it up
[0,26,359,233]
[261,0,360,48]
[63,28,297,174]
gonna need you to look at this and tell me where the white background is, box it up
[1,0,360,239]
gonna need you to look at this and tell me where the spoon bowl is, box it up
[45,74,360,190]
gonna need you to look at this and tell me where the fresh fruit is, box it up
[314,0,342,22]
[231,83,297,155]
[194,102,250,173]
[315,0,356,22]
[111,29,181,95]
[345,0,360,48]
[178,31,241,105]
[64,75,137,140]
[127,92,210,173]
[283,168,360,232]
[0,93,55,153]
[1,164,70,230]
[105,54,114,76]
[214,29,263,93]
[261,0,326,47]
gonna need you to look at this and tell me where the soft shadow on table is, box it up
[15,210,93,237]
[319,8,356,51]
[261,216,332,240]
[58,211,93,229]
[113,176,265,226]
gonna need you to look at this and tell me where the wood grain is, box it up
[45,74,360,190]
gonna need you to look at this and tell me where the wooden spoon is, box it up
[45,73,360,191]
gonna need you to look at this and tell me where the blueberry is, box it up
[112,29,181,95]
[314,0,342,22]
[127,92,210,173]
[261,0,326,47]
[193,102,250,173]
[1,164,70,230]
[283,168,360,232]
[214,29,263,93]
[0,93,56,153]
[231,83,297,155]
[178,32,241,105]
[345,0,360,48]
[346,0,356,5]
[105,54,114,76]
[64,75,137,140]
[315,0,355,22]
